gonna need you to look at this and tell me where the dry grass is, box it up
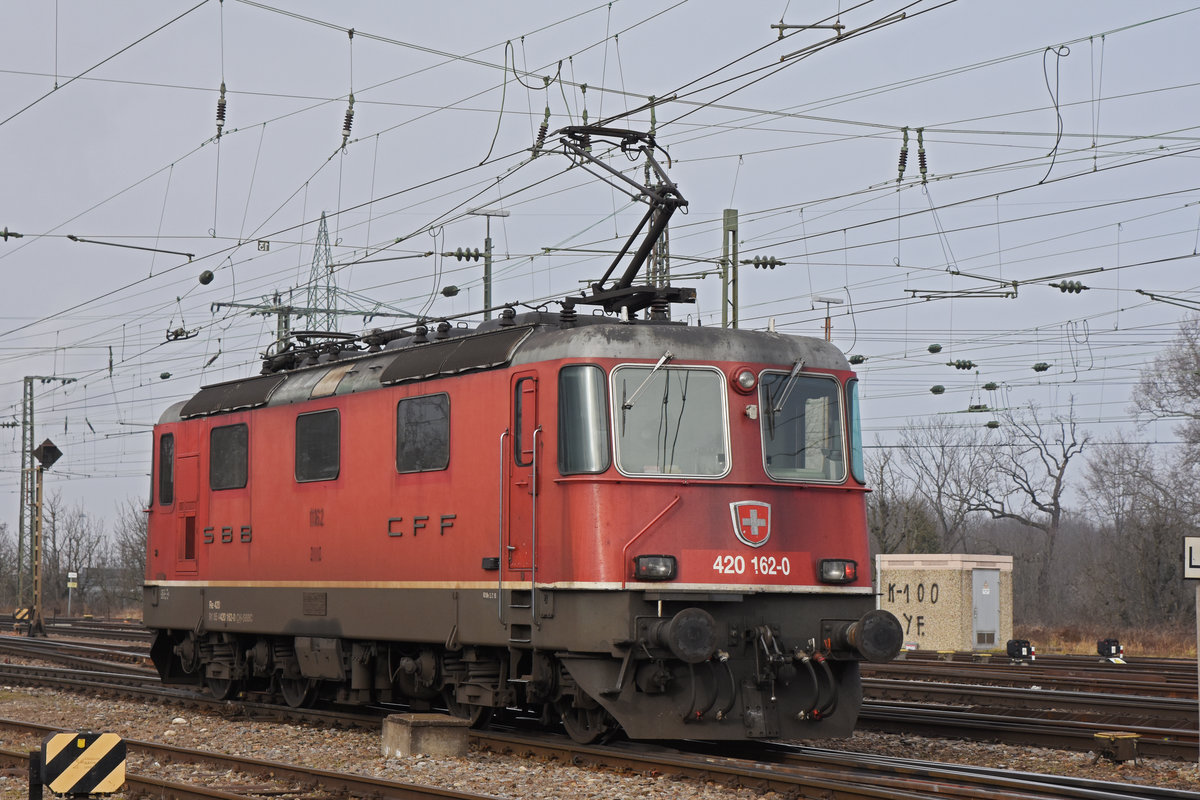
[1017,623,1197,658]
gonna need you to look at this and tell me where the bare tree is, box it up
[0,523,15,609]
[1133,313,1200,461]
[896,416,981,552]
[1081,436,1197,626]
[41,492,106,616]
[961,399,1090,603]
[105,498,148,615]
[865,443,939,555]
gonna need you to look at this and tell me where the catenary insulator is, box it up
[216,81,227,137]
[917,128,927,183]
[341,94,355,147]
[897,127,909,183]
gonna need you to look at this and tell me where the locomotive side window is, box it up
[514,376,537,467]
[396,394,449,473]
[848,379,865,484]
[612,365,729,477]
[558,365,610,475]
[759,372,846,482]
[296,409,340,482]
[158,433,175,505]
[210,424,248,490]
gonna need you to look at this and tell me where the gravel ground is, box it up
[0,686,1197,798]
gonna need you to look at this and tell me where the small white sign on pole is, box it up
[1186,537,1200,775]
[1185,537,1200,579]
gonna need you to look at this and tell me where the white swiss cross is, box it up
[742,508,766,537]
[730,501,771,548]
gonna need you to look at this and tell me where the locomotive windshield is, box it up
[760,371,846,482]
[612,365,729,477]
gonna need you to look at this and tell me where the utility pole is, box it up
[469,208,509,321]
[721,209,738,328]
[18,376,74,610]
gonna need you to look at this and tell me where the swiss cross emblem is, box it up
[730,501,771,548]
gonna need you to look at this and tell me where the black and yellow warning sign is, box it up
[13,607,30,621]
[41,732,125,795]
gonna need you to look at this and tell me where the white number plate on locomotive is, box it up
[685,550,812,583]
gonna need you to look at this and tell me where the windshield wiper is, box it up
[622,351,674,409]
[772,358,805,414]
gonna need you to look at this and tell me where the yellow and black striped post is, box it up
[36,732,125,797]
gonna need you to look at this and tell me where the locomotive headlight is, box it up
[732,368,757,393]
[633,554,677,581]
[819,559,857,584]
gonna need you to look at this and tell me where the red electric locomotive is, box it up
[144,127,902,742]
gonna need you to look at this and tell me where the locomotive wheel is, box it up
[205,675,237,700]
[279,677,316,708]
[443,689,494,729]
[555,697,614,744]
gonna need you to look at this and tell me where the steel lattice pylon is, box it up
[307,211,337,333]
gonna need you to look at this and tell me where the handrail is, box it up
[497,429,509,627]
[530,426,542,628]
[620,495,681,589]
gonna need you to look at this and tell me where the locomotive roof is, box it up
[159,312,850,423]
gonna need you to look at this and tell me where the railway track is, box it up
[866,652,1199,699]
[5,633,1199,758]
[0,712,1187,800]
[2,632,1198,794]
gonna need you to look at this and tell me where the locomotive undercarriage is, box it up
[146,586,897,742]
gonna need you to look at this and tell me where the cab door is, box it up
[505,373,540,572]
[175,453,199,574]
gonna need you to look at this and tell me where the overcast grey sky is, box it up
[1,0,1198,528]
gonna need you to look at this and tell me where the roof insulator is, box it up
[532,104,550,156]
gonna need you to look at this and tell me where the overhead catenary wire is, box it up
[3,2,1199,506]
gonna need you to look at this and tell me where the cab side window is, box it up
[296,409,340,482]
[210,424,248,490]
[397,394,450,473]
[158,433,175,504]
